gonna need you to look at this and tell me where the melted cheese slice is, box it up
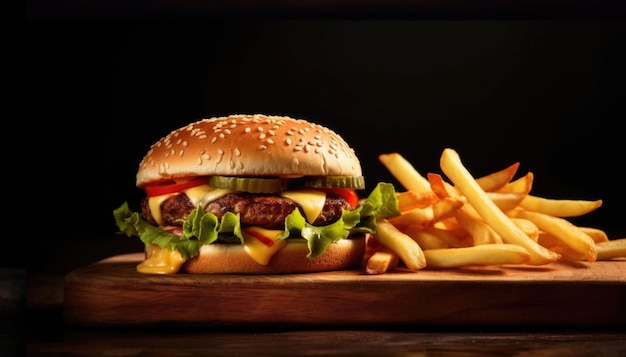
[191,186,233,208]
[137,244,186,274]
[242,227,288,265]
[147,193,176,227]
[147,185,233,226]
[281,189,327,223]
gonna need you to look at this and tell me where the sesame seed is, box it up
[285,138,292,145]
[266,138,274,144]
[182,141,189,147]
[245,127,251,133]
[211,137,218,144]
[219,133,225,139]
[218,149,224,155]
[234,148,241,156]
[179,150,184,157]
[224,129,231,135]
[268,130,276,136]
[259,144,268,150]
[259,133,266,140]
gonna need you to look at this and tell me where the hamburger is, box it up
[114,114,399,274]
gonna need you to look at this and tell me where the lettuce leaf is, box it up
[113,182,399,260]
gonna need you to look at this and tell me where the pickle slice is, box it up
[209,176,290,193]
[301,176,365,190]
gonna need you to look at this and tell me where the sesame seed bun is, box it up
[182,237,367,274]
[136,114,363,187]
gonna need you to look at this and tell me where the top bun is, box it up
[136,114,363,187]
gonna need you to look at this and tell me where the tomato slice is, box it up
[165,226,184,236]
[319,188,359,208]
[144,177,209,197]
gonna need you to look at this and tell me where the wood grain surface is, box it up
[63,253,626,328]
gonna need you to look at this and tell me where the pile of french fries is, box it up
[363,148,626,274]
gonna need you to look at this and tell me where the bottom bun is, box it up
[182,236,366,274]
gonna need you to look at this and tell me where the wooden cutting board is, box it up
[63,253,626,328]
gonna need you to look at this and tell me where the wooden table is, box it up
[23,237,626,356]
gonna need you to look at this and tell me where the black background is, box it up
[28,15,625,270]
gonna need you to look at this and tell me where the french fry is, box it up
[427,172,451,199]
[362,234,382,267]
[423,226,472,248]
[578,227,609,243]
[510,218,539,242]
[374,218,427,271]
[433,218,463,231]
[387,206,434,231]
[404,225,450,249]
[473,162,520,192]
[539,232,626,262]
[595,239,626,260]
[379,153,431,192]
[486,192,528,212]
[365,246,400,275]
[519,195,603,217]
[537,232,565,250]
[429,172,502,245]
[440,148,559,265]
[508,209,597,262]
[423,244,530,268]
[454,207,503,245]
[497,172,534,194]
[543,243,587,262]
[396,190,439,212]
[539,234,625,262]
[432,196,465,222]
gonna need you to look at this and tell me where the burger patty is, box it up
[141,192,351,230]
